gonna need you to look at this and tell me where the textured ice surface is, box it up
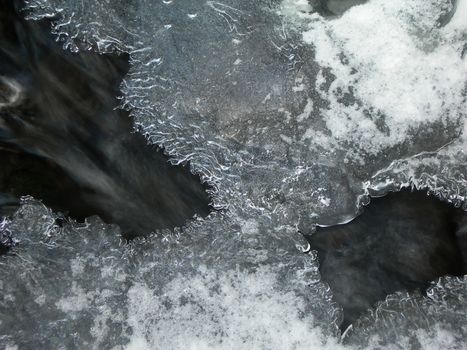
[1,200,465,349]
[23,0,467,222]
[21,0,466,219]
[345,276,467,349]
[303,2,464,149]
[0,199,341,349]
[1,0,466,348]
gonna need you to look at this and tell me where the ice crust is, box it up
[1,200,466,349]
[0,199,342,349]
[23,0,467,221]
[0,0,466,348]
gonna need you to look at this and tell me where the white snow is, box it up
[125,266,345,350]
[300,0,467,154]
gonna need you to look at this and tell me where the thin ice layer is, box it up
[1,200,465,349]
[367,139,467,207]
[0,199,340,349]
[346,276,467,349]
[24,0,467,224]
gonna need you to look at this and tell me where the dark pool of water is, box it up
[305,189,466,330]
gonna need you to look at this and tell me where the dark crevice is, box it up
[0,0,213,248]
[304,189,466,332]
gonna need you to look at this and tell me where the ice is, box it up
[125,267,342,350]
[345,276,467,349]
[1,200,465,349]
[23,0,467,223]
[301,0,466,154]
[0,199,340,349]
[367,139,467,208]
[1,0,466,348]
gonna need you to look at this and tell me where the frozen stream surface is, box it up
[1,0,467,349]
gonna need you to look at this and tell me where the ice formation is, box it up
[0,0,466,349]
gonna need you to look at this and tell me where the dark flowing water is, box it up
[305,189,466,330]
[0,0,212,241]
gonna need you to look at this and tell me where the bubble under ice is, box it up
[0,0,466,349]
